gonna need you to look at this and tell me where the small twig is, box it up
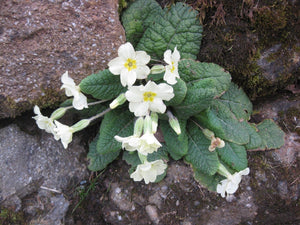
[40,186,62,194]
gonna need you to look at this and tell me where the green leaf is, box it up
[96,109,135,154]
[218,83,252,121]
[123,151,141,174]
[147,144,169,162]
[136,3,202,60]
[174,60,231,119]
[160,120,188,160]
[178,60,232,88]
[166,78,187,106]
[87,136,121,171]
[244,122,263,150]
[121,0,163,47]
[217,142,247,171]
[193,169,224,191]
[256,119,285,150]
[79,70,126,100]
[185,121,219,175]
[195,100,250,145]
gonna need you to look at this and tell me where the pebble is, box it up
[145,205,160,224]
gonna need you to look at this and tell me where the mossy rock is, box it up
[197,0,299,99]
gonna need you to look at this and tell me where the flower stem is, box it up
[89,108,111,122]
[62,99,108,111]
[87,99,109,106]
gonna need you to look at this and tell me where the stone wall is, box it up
[0,0,125,118]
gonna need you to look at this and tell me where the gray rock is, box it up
[0,123,88,224]
[109,182,135,211]
[28,195,70,225]
[145,205,160,224]
[256,44,300,83]
[0,0,125,118]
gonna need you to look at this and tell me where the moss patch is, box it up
[0,207,25,225]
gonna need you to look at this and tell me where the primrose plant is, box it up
[33,0,284,198]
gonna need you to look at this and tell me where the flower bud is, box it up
[150,65,165,74]
[202,129,215,140]
[143,115,152,134]
[134,117,144,137]
[71,119,90,132]
[166,110,181,135]
[217,163,232,178]
[50,107,67,120]
[109,93,126,109]
[150,112,158,133]
[169,117,181,135]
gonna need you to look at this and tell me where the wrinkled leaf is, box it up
[80,70,126,100]
[256,119,285,150]
[96,109,135,154]
[185,121,219,175]
[122,0,163,47]
[160,119,188,160]
[195,100,250,145]
[244,122,263,150]
[174,60,231,119]
[218,83,252,121]
[193,169,224,191]
[87,136,121,171]
[147,144,169,162]
[166,78,187,106]
[123,151,141,174]
[136,3,202,60]
[217,142,247,171]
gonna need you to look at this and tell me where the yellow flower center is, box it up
[170,62,175,73]
[143,92,157,102]
[124,58,137,71]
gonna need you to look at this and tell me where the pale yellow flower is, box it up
[163,47,180,85]
[61,71,88,110]
[130,160,167,184]
[53,121,75,149]
[125,81,174,117]
[217,168,250,198]
[108,42,151,87]
[33,105,59,140]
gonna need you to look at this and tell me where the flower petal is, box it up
[108,57,125,75]
[61,71,75,87]
[129,102,149,117]
[120,69,136,87]
[163,70,177,85]
[125,86,144,102]
[163,49,172,65]
[135,65,150,79]
[156,83,174,100]
[130,169,143,181]
[136,51,151,65]
[118,42,136,59]
[225,181,239,194]
[73,93,88,110]
[172,46,181,61]
[149,98,166,114]
[238,167,250,176]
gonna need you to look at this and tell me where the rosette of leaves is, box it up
[78,0,284,190]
